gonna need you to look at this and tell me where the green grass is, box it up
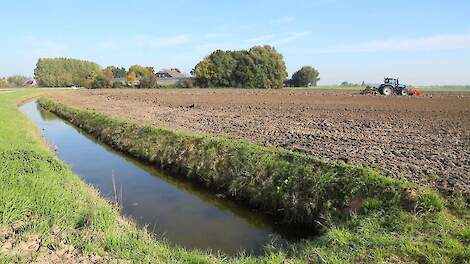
[416,86,470,92]
[286,85,364,91]
[0,90,219,263]
[0,89,468,263]
[288,85,470,92]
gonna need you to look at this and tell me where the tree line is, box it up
[0,75,31,88]
[33,45,320,89]
[34,58,162,89]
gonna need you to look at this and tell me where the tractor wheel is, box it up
[381,86,393,96]
[400,89,409,96]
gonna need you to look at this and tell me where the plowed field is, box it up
[47,89,470,197]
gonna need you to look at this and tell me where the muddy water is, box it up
[20,101,297,255]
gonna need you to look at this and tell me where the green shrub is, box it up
[139,74,159,89]
[91,75,112,89]
[178,79,194,88]
[112,81,125,88]
[6,75,29,87]
[0,78,10,88]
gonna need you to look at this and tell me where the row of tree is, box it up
[34,58,160,89]
[33,46,320,89]
[192,45,320,88]
[102,65,159,88]
[34,58,102,88]
[0,75,31,88]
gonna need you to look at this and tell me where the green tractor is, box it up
[378,77,412,96]
[361,78,423,96]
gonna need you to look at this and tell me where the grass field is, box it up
[1,89,469,263]
[417,86,470,92]
[290,85,470,92]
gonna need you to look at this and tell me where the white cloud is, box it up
[322,32,470,53]
[133,34,191,48]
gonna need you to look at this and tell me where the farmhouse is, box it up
[156,68,191,86]
[156,68,184,78]
[23,79,37,87]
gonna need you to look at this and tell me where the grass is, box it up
[0,90,218,263]
[416,86,470,92]
[290,85,470,93]
[286,85,364,91]
[0,89,468,263]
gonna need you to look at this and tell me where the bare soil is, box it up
[47,89,470,197]
[0,222,123,264]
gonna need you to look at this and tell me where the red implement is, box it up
[408,88,423,96]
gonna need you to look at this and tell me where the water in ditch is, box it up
[20,100,301,255]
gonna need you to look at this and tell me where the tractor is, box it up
[361,78,423,96]
[379,78,408,96]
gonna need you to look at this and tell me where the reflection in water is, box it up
[20,101,303,255]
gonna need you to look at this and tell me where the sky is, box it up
[1,0,470,85]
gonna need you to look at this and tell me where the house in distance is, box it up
[156,68,191,86]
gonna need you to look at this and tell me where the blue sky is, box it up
[1,0,469,85]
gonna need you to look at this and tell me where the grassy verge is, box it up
[0,90,219,263]
[0,90,468,263]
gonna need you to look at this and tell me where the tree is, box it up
[6,75,29,87]
[103,67,114,79]
[192,50,237,87]
[0,78,9,88]
[91,75,112,89]
[34,58,102,87]
[128,65,154,79]
[139,74,159,89]
[104,66,127,78]
[127,71,137,86]
[192,45,287,88]
[248,45,287,88]
[290,66,320,87]
[339,81,360,87]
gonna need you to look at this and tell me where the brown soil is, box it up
[0,222,125,264]
[47,89,470,197]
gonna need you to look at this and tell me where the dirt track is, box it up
[47,89,470,197]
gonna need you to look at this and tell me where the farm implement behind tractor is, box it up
[361,77,423,96]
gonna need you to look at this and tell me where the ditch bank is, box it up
[38,97,443,227]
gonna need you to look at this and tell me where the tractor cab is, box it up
[384,78,399,87]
